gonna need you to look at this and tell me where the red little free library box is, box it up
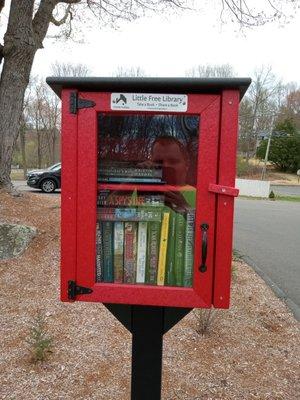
[47,77,251,310]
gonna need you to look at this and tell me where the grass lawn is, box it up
[239,195,300,202]
[276,195,300,202]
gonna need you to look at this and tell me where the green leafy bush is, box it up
[257,119,300,172]
[257,136,300,172]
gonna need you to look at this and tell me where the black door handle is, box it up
[199,223,209,272]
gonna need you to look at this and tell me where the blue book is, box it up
[99,177,164,183]
[95,221,104,282]
[102,221,114,282]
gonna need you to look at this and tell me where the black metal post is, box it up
[131,306,164,400]
[104,304,192,400]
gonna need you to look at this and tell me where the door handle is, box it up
[199,223,209,272]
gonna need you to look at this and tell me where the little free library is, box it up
[47,77,250,400]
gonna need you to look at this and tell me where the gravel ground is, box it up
[0,192,299,400]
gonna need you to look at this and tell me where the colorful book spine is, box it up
[102,221,114,282]
[174,212,186,287]
[95,221,103,282]
[114,222,124,283]
[97,207,162,222]
[136,221,148,283]
[183,209,195,287]
[124,222,137,284]
[166,209,176,286]
[99,166,162,178]
[97,191,164,207]
[157,212,170,286]
[145,221,161,285]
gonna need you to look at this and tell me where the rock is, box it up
[0,223,37,260]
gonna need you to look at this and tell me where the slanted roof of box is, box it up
[46,77,251,100]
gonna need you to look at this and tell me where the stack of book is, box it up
[95,193,195,287]
[98,161,164,184]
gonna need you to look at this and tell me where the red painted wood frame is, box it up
[60,90,239,309]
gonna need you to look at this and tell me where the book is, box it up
[95,221,103,282]
[124,222,137,284]
[97,191,164,207]
[136,221,148,283]
[183,209,195,287]
[145,221,161,285]
[174,212,186,287]
[165,209,176,286]
[114,222,124,283]
[99,165,162,178]
[102,221,114,283]
[99,176,164,184]
[157,212,170,286]
[97,207,162,222]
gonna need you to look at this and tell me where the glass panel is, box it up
[96,114,200,287]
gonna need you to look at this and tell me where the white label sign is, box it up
[111,93,188,112]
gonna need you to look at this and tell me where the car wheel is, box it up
[40,179,56,193]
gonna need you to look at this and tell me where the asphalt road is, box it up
[270,184,300,196]
[234,199,300,319]
[12,180,61,195]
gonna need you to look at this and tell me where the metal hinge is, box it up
[69,92,96,114]
[68,280,93,300]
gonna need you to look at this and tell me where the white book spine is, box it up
[114,222,124,254]
[136,221,148,283]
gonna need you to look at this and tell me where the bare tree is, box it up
[239,66,284,160]
[0,0,299,191]
[113,66,147,77]
[51,61,90,76]
[277,84,300,130]
[186,63,235,78]
[39,83,61,165]
[23,79,61,168]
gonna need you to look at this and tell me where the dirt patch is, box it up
[0,192,299,400]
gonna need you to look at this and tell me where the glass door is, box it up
[96,114,199,288]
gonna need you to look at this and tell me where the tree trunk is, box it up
[52,132,56,164]
[0,1,36,190]
[19,123,28,179]
[36,129,42,169]
[0,53,36,189]
[0,0,56,191]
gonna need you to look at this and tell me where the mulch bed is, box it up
[0,192,299,400]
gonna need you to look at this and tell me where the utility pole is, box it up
[261,115,275,181]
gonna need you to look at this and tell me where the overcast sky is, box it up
[1,1,300,83]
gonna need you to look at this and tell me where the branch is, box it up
[50,4,71,26]
[0,43,3,65]
[220,0,294,27]
[58,0,81,3]
[0,0,4,15]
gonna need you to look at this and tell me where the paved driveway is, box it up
[12,180,61,195]
[234,199,300,320]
